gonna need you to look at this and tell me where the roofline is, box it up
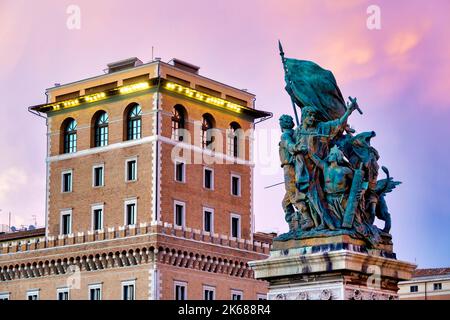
[161,79,268,118]
[159,61,255,97]
[46,60,158,92]
[31,78,272,119]
[45,59,256,98]
[0,228,46,242]
[400,274,450,284]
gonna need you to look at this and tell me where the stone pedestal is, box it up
[249,236,416,300]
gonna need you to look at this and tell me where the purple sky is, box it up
[0,0,449,267]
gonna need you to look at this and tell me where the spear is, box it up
[279,40,300,126]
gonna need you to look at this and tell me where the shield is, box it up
[284,59,346,121]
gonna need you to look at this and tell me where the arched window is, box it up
[228,122,241,157]
[201,114,215,149]
[63,119,77,154]
[126,104,142,140]
[94,111,109,147]
[172,105,186,141]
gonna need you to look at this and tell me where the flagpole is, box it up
[278,40,300,126]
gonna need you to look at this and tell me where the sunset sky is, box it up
[0,0,449,267]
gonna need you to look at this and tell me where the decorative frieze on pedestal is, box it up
[249,237,416,300]
[269,281,399,300]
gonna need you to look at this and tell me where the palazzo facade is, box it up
[0,57,273,300]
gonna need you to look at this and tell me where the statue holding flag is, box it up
[275,42,399,248]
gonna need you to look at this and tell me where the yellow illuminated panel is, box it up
[39,80,249,116]
[63,99,80,108]
[45,82,151,112]
[119,82,150,94]
[165,82,242,113]
[85,92,106,103]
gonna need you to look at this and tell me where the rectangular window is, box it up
[93,165,104,187]
[410,285,418,293]
[27,290,39,300]
[92,205,104,231]
[174,281,187,300]
[62,170,72,193]
[231,214,241,239]
[175,161,185,183]
[231,175,241,196]
[231,290,243,300]
[89,284,102,300]
[174,201,185,227]
[227,129,241,158]
[126,158,137,182]
[124,199,137,226]
[203,168,214,190]
[128,117,141,141]
[57,288,69,300]
[203,208,214,233]
[434,283,442,291]
[122,281,135,300]
[257,294,267,300]
[203,286,215,300]
[65,131,77,154]
[60,210,72,235]
[0,293,9,300]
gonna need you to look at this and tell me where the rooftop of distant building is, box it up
[0,228,45,243]
[413,268,450,278]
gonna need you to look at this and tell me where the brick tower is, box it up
[0,57,273,300]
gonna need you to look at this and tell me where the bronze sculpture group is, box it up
[276,42,400,247]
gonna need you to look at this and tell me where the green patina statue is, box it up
[309,145,354,227]
[279,115,314,235]
[275,42,400,247]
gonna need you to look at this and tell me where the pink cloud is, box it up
[0,1,32,79]
[386,32,421,56]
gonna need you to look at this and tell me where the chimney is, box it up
[107,57,143,73]
[169,58,200,74]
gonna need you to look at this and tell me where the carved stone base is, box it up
[272,234,394,258]
[248,238,416,300]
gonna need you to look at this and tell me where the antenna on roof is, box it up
[152,46,154,61]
